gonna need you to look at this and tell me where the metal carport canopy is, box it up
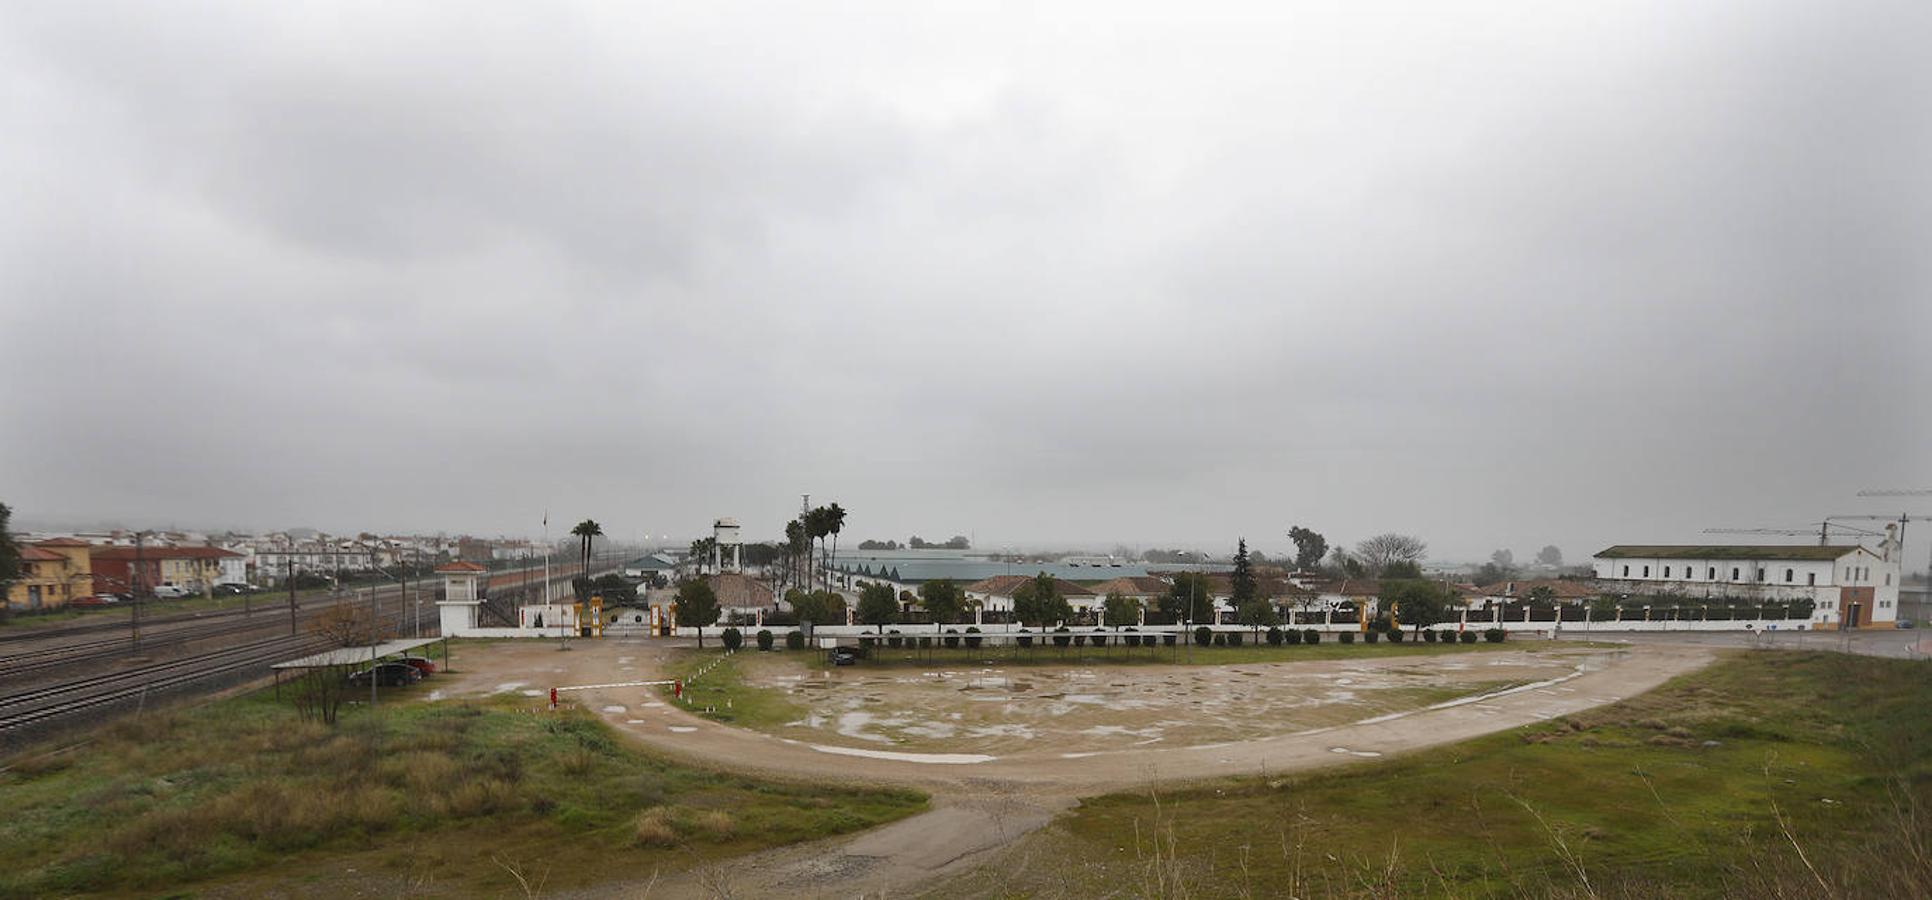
[271,637,444,669]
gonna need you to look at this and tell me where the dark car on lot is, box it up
[213,583,254,596]
[829,646,860,666]
[347,662,423,688]
[396,655,438,675]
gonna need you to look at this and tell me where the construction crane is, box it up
[1703,523,1884,543]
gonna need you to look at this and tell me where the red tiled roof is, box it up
[434,561,489,573]
[1312,579,1382,597]
[19,546,65,561]
[33,538,90,547]
[1479,580,1598,599]
[91,545,242,560]
[1089,576,1172,597]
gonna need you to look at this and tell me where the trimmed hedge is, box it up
[1387,629,1404,644]
[1302,629,1320,645]
[964,626,982,649]
[721,627,743,651]
[1194,626,1214,647]
[1284,627,1303,645]
[1484,628,1506,643]
[1365,629,1380,644]
[1016,630,1033,648]
[1266,626,1284,646]
[1211,633,1227,646]
[1226,632,1244,647]
[785,630,805,650]
[944,628,961,649]
[1340,631,1355,644]
[1460,631,1478,644]
[756,629,774,651]
[1422,629,1438,643]
[1054,627,1073,648]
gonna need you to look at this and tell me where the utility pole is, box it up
[369,543,380,710]
[287,557,298,636]
[131,531,144,653]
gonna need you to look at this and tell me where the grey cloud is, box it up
[2,1,1928,562]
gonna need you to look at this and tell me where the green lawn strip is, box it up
[0,683,923,898]
[659,649,809,730]
[990,651,1932,898]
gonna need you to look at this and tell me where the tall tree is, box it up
[674,578,720,647]
[1160,572,1217,624]
[1489,548,1517,576]
[918,578,965,624]
[1288,526,1328,571]
[785,519,809,592]
[1355,533,1427,576]
[571,519,603,598]
[1536,545,1564,567]
[1379,579,1454,633]
[826,502,847,591]
[804,507,832,590]
[1230,539,1257,608]
[1012,572,1072,627]
[0,502,19,600]
[1102,592,1142,627]
[857,581,899,631]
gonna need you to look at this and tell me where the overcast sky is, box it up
[3,1,1928,562]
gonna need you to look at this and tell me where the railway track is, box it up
[0,562,575,647]
[0,634,328,735]
[0,562,604,746]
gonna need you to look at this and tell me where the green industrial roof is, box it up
[1595,545,1864,561]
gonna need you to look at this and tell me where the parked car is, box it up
[347,663,422,688]
[150,584,192,600]
[396,655,438,675]
[829,646,860,667]
[213,583,254,596]
[71,594,120,607]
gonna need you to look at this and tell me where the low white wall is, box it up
[673,617,1814,642]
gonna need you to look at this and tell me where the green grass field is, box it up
[0,685,924,898]
[940,650,1932,898]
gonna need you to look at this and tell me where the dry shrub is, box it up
[634,807,680,847]
[294,733,377,775]
[378,751,463,794]
[445,778,517,818]
[693,809,735,839]
[558,746,599,777]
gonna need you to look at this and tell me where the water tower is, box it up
[713,517,742,572]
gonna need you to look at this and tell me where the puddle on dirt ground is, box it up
[745,651,1602,755]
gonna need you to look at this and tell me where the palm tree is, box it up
[570,519,603,584]
[784,519,808,593]
[826,503,847,592]
[804,507,830,591]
